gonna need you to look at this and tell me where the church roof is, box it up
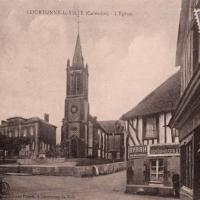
[72,34,84,67]
[121,71,181,120]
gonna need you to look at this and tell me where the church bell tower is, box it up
[61,33,89,158]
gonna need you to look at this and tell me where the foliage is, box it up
[0,135,32,152]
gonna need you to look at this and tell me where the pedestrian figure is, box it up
[127,166,134,184]
[172,172,180,198]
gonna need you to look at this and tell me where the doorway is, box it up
[71,138,78,158]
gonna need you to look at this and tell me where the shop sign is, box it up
[128,145,147,159]
[149,144,179,155]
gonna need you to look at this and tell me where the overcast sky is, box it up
[0,0,181,143]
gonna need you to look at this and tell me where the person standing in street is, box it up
[172,172,180,198]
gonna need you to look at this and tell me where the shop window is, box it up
[143,116,158,139]
[150,159,164,183]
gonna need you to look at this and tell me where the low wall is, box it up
[17,158,66,165]
[0,161,126,177]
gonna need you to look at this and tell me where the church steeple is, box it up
[62,18,90,158]
[72,34,84,68]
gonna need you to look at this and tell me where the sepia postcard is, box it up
[1,0,200,200]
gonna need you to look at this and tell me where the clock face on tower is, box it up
[68,101,80,121]
[71,105,78,113]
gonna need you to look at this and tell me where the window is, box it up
[70,73,75,95]
[29,127,34,136]
[76,73,81,94]
[23,128,27,137]
[9,131,12,137]
[193,25,199,72]
[88,124,93,148]
[181,141,193,189]
[15,129,18,137]
[150,159,164,183]
[143,116,158,139]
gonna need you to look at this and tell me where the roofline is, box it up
[121,108,175,121]
[6,116,26,120]
[121,71,180,120]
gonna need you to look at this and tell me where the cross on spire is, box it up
[77,10,80,34]
[72,11,83,68]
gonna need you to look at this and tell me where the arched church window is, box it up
[70,73,75,94]
[76,73,81,94]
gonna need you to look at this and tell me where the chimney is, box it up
[44,113,49,122]
[1,120,6,125]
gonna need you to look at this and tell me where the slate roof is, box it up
[121,71,181,120]
[98,120,117,133]
[1,116,57,128]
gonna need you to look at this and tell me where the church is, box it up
[61,33,90,158]
[61,32,126,159]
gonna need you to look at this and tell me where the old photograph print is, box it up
[0,0,188,200]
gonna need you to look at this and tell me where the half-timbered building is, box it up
[122,71,181,195]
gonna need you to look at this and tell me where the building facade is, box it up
[122,72,181,195]
[99,120,125,161]
[0,115,56,159]
[169,1,200,199]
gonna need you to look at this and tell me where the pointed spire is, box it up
[72,34,84,68]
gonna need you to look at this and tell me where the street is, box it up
[3,171,177,200]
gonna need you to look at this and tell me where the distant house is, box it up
[122,71,181,194]
[0,114,56,159]
[84,117,125,161]
[99,120,125,161]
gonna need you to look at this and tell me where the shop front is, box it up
[126,144,180,196]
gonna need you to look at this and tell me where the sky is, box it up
[0,0,181,143]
